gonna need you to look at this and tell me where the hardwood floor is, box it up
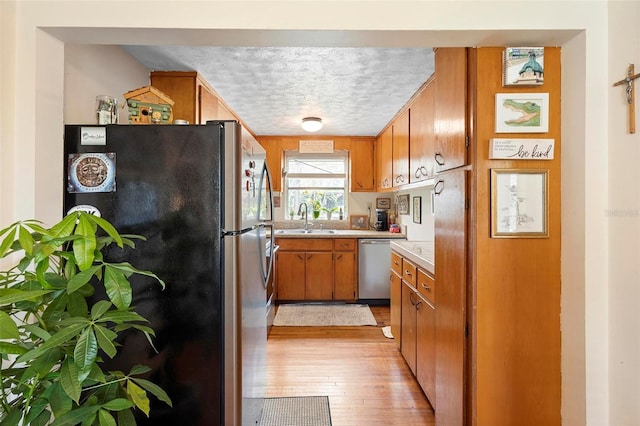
[266,305,435,425]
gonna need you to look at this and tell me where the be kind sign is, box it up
[489,138,555,160]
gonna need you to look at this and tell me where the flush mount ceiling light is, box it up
[301,117,323,132]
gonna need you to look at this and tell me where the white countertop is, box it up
[390,240,435,275]
[273,229,406,239]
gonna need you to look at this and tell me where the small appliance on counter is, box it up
[389,224,401,233]
[375,209,389,231]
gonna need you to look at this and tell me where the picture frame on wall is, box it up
[349,214,369,230]
[495,93,549,133]
[376,197,391,209]
[413,196,422,224]
[491,169,549,238]
[397,194,410,215]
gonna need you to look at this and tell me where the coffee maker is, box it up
[375,209,389,231]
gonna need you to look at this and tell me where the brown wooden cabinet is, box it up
[433,168,467,426]
[150,71,219,124]
[401,281,418,374]
[416,291,436,408]
[410,80,436,183]
[392,109,410,187]
[333,239,357,301]
[275,238,358,302]
[350,139,375,192]
[376,127,393,190]
[434,48,468,173]
[390,270,402,350]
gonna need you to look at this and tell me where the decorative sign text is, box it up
[299,140,334,154]
[489,138,555,160]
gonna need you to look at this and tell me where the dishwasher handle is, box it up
[359,239,392,245]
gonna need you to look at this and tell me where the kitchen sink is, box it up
[275,229,337,234]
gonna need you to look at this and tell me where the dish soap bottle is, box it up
[339,207,343,220]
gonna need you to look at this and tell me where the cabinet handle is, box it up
[434,179,445,195]
[416,300,423,310]
[297,254,304,262]
[434,152,445,166]
[307,254,313,261]
[336,254,343,261]
[405,270,412,277]
[394,175,405,183]
[390,274,393,282]
[393,260,399,266]
[383,178,389,186]
[421,283,431,292]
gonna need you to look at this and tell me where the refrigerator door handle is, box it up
[257,161,275,287]
[222,226,256,237]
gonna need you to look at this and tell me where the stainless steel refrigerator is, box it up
[63,121,274,426]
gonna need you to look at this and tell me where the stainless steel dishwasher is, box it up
[358,239,393,302]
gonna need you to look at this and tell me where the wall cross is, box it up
[613,64,640,134]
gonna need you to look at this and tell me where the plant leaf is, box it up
[25,398,49,425]
[101,398,134,411]
[0,225,17,258]
[131,377,173,407]
[18,225,34,255]
[0,408,23,426]
[0,289,53,306]
[126,380,150,416]
[48,214,77,240]
[103,266,132,310]
[0,310,20,339]
[60,358,82,404]
[17,323,85,363]
[48,381,73,418]
[73,214,97,271]
[21,347,63,383]
[0,341,28,355]
[100,310,147,324]
[67,265,101,294]
[74,327,98,371]
[90,300,112,320]
[94,324,117,359]
[128,364,152,376]
[89,215,123,249]
[49,405,101,426]
[108,262,165,290]
[97,409,116,426]
[116,409,136,426]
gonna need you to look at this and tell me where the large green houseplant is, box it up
[0,212,171,425]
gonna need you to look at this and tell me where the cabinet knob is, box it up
[405,270,412,276]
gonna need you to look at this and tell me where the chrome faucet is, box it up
[297,203,311,231]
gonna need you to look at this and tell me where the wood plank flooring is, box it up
[266,305,435,426]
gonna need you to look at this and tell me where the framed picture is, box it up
[413,196,422,224]
[376,197,391,209]
[495,93,549,133]
[397,194,410,215]
[491,169,549,238]
[349,214,368,230]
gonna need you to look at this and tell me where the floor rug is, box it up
[273,304,377,326]
[260,396,332,426]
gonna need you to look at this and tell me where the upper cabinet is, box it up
[150,71,218,124]
[434,48,468,173]
[392,109,410,187]
[350,138,375,192]
[410,80,435,183]
[376,126,393,191]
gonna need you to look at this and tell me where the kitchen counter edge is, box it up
[390,240,435,275]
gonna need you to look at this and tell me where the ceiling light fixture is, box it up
[301,117,323,132]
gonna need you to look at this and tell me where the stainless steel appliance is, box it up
[358,239,393,302]
[375,209,389,231]
[63,121,273,426]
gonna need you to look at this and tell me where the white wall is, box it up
[0,0,627,424]
[607,1,640,424]
[64,44,150,125]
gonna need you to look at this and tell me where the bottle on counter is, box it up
[339,207,343,220]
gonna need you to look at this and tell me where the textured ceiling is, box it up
[122,46,435,137]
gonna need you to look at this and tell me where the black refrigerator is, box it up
[63,121,274,426]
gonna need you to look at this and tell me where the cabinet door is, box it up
[390,271,402,349]
[410,82,435,183]
[334,251,356,301]
[150,71,198,124]
[434,48,468,173]
[350,139,375,192]
[305,252,334,300]
[258,137,282,192]
[392,109,410,187]
[401,282,417,375]
[276,251,305,300]
[377,127,393,190]
[434,169,467,425]
[417,296,436,408]
[198,84,218,124]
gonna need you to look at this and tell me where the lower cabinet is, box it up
[392,249,436,407]
[275,238,357,302]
